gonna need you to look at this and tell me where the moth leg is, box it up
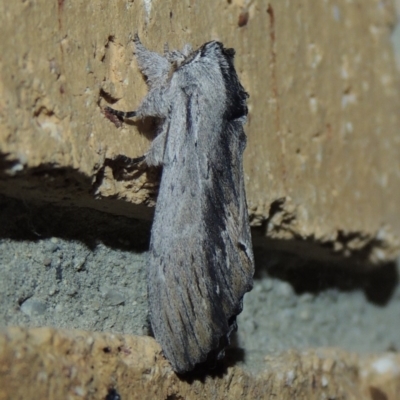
[133,34,170,86]
[145,121,169,167]
[110,127,166,168]
[104,107,136,120]
[112,154,146,168]
[104,87,167,121]
[135,88,169,119]
[104,103,167,167]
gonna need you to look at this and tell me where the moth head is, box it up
[177,41,236,71]
[200,41,236,60]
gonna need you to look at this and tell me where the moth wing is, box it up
[148,87,254,373]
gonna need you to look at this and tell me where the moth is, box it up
[105,35,254,373]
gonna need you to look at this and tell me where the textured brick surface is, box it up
[1,1,400,397]
[1,327,400,400]
[1,0,400,264]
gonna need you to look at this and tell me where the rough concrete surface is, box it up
[0,197,150,337]
[1,196,400,399]
[1,0,400,264]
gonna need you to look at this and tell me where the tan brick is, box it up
[1,1,400,263]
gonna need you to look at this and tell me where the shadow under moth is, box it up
[105,35,254,373]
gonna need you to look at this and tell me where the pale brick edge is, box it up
[0,327,399,399]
